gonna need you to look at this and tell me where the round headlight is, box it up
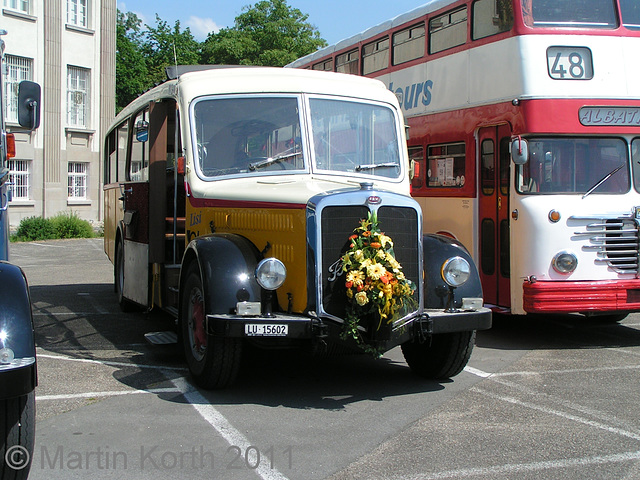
[441,256,471,287]
[552,251,577,274]
[0,347,15,365]
[255,258,287,290]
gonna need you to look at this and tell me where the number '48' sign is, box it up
[547,46,593,80]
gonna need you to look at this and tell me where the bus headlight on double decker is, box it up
[441,256,471,287]
[552,251,578,274]
[255,258,287,290]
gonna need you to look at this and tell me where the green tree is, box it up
[201,0,326,66]
[142,15,201,86]
[116,11,149,112]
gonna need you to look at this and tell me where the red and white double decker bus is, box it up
[288,0,640,320]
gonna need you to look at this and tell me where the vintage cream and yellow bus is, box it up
[103,66,491,388]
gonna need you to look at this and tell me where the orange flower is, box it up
[370,242,381,249]
[362,231,371,237]
[345,281,353,288]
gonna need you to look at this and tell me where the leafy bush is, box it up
[11,212,95,242]
[51,212,94,239]
[12,216,56,241]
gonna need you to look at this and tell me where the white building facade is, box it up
[3,0,116,226]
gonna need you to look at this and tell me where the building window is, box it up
[8,160,30,201]
[336,49,359,75]
[362,37,390,75]
[68,162,88,199]
[393,23,426,65]
[429,7,468,54]
[67,0,88,28]
[4,55,33,124]
[67,66,90,128]
[3,0,29,14]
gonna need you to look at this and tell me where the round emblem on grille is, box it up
[367,196,381,205]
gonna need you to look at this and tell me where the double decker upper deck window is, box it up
[429,7,467,54]
[522,0,617,28]
[393,23,425,65]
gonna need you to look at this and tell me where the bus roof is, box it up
[286,0,452,69]
[109,66,398,132]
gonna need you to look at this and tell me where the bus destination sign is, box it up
[579,106,640,126]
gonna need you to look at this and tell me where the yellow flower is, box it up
[355,291,369,306]
[354,250,364,262]
[367,263,387,280]
[360,258,373,269]
[386,253,400,270]
[380,235,393,248]
[346,270,365,286]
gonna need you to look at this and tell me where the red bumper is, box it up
[523,279,640,314]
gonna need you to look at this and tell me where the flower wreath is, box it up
[339,212,416,355]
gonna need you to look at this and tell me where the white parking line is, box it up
[392,450,640,479]
[168,374,290,480]
[466,363,640,378]
[37,352,188,372]
[38,388,180,401]
[472,387,640,441]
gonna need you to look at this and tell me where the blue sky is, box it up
[117,1,427,45]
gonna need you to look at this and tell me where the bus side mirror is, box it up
[511,137,528,165]
[18,80,41,130]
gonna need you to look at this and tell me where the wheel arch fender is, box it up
[422,233,483,309]
[180,233,263,316]
[0,261,37,399]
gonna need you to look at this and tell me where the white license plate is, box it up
[245,324,288,337]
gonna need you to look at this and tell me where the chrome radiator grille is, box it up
[320,205,420,320]
[573,216,640,274]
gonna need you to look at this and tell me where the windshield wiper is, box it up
[248,151,302,171]
[355,162,398,172]
[582,163,625,199]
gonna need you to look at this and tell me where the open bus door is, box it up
[478,124,511,309]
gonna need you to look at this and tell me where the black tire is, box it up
[1,391,35,480]
[180,264,242,389]
[401,330,476,380]
[115,241,136,312]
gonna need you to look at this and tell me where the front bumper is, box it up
[207,307,492,343]
[523,279,640,314]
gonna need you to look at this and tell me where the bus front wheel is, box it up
[401,330,476,380]
[180,264,242,389]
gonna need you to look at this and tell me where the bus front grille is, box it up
[573,216,640,275]
[320,205,420,320]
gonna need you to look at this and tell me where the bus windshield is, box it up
[517,137,630,195]
[309,98,401,179]
[192,95,402,180]
[522,0,618,28]
[193,96,305,178]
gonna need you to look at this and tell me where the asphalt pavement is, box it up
[6,238,640,480]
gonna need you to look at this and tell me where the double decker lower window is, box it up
[517,137,629,195]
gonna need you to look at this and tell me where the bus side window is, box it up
[472,0,514,40]
[117,122,129,182]
[408,145,424,189]
[130,107,150,181]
